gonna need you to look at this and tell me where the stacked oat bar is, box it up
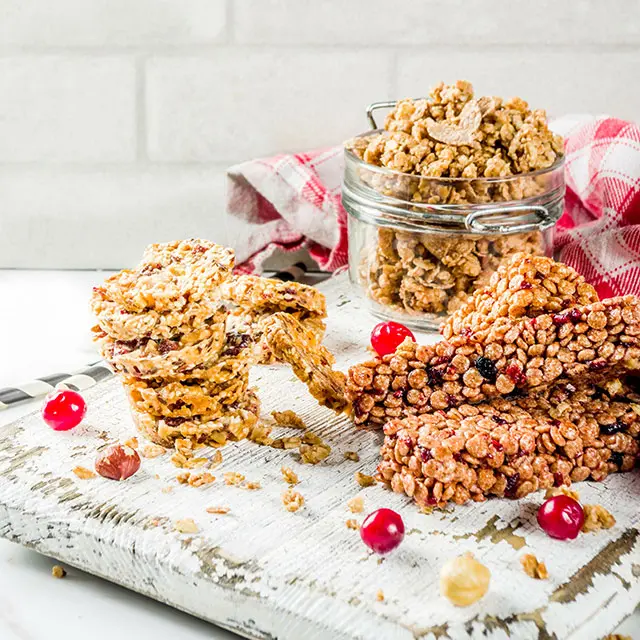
[91,239,260,448]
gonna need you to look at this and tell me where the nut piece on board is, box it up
[95,444,141,481]
[440,553,490,607]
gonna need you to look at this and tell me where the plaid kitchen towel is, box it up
[227,116,640,297]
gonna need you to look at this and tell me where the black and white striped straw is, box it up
[0,362,113,410]
[0,263,311,410]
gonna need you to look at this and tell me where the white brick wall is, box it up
[0,0,638,268]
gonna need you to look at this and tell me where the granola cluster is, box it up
[350,254,640,507]
[345,80,565,319]
[223,275,327,364]
[92,240,260,448]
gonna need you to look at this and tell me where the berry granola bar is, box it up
[224,275,327,364]
[131,390,260,448]
[261,312,348,412]
[347,296,640,427]
[378,381,640,507]
[441,253,599,341]
[99,239,234,314]
[93,309,228,379]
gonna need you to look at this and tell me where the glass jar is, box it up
[342,131,565,331]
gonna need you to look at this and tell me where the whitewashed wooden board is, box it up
[1,273,640,640]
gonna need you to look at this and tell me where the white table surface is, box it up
[0,270,638,639]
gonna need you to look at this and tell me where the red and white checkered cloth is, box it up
[227,116,640,297]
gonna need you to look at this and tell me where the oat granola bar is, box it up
[93,309,228,379]
[347,296,640,427]
[99,239,234,314]
[131,390,260,448]
[225,275,328,364]
[223,275,326,318]
[124,374,249,419]
[91,293,223,342]
[441,253,599,340]
[378,381,640,507]
[262,312,348,412]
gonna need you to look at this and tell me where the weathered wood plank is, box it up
[0,274,638,639]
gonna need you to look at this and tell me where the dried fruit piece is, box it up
[360,508,405,554]
[95,444,141,481]
[440,553,490,606]
[344,451,360,462]
[520,554,548,580]
[42,389,87,431]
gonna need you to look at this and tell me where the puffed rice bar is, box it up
[378,381,640,507]
[347,296,640,427]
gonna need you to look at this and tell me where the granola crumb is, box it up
[281,466,299,485]
[272,409,306,430]
[603,635,632,640]
[582,504,616,533]
[140,443,166,459]
[209,450,223,467]
[188,472,215,487]
[242,480,262,490]
[355,471,376,487]
[174,518,198,534]
[224,472,245,486]
[344,451,360,462]
[176,472,191,484]
[161,486,174,494]
[376,589,384,602]
[72,466,96,480]
[248,422,274,446]
[123,436,139,449]
[51,565,66,579]
[282,488,305,512]
[206,506,230,515]
[347,495,365,513]
[271,436,302,450]
[346,519,360,530]
[299,432,331,464]
[154,473,160,480]
[545,486,580,502]
[520,553,548,580]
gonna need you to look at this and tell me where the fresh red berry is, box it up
[537,495,584,540]
[360,508,405,554]
[42,390,87,431]
[371,321,415,357]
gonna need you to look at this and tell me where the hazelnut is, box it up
[440,552,490,607]
[95,444,141,481]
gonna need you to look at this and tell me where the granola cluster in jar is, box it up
[344,80,565,322]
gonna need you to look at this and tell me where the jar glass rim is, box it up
[344,130,565,186]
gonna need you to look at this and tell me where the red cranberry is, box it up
[360,508,405,554]
[42,390,87,431]
[370,321,415,357]
[537,495,584,540]
[520,281,533,290]
[505,363,526,386]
